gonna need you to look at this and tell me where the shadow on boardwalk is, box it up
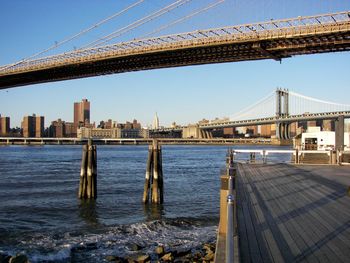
[237,163,350,263]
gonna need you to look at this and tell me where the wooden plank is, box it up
[236,163,350,263]
[237,165,265,262]
[248,165,308,262]
[247,164,315,263]
[269,164,341,262]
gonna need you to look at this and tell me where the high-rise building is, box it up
[0,115,10,136]
[65,122,75,137]
[22,115,35,137]
[35,116,44,138]
[153,113,159,129]
[74,99,90,130]
[21,114,45,137]
[49,119,65,137]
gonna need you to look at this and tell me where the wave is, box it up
[1,219,217,263]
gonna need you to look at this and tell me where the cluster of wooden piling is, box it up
[143,140,164,204]
[78,140,97,199]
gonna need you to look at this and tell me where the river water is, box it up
[0,144,291,262]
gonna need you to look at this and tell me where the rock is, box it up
[106,255,117,261]
[127,243,143,251]
[136,254,150,263]
[0,253,11,263]
[175,249,191,258]
[155,245,165,256]
[204,250,215,261]
[161,252,174,262]
[192,251,203,261]
[203,243,215,253]
[174,259,191,263]
[105,255,128,262]
[9,254,29,263]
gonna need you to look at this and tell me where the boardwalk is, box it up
[236,163,350,263]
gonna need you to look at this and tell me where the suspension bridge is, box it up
[157,88,350,140]
[0,7,349,89]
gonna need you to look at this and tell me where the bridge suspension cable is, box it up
[230,91,276,121]
[80,0,193,49]
[0,0,145,73]
[140,0,225,38]
[289,91,350,115]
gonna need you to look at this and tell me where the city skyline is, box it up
[0,1,350,128]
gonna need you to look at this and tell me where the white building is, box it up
[152,113,159,129]
[301,127,350,151]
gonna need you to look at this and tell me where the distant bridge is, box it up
[156,89,350,140]
[0,11,349,89]
[0,137,278,146]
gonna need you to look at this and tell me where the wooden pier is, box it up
[234,163,350,262]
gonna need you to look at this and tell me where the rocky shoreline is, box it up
[0,253,29,263]
[0,242,216,263]
[105,242,216,263]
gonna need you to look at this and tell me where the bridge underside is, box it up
[1,31,350,89]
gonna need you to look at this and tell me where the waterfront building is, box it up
[35,116,45,138]
[121,128,143,138]
[223,127,235,138]
[49,119,65,137]
[260,124,272,137]
[64,122,76,137]
[21,114,44,137]
[77,126,147,139]
[182,124,200,138]
[322,119,334,131]
[0,115,10,136]
[99,119,115,129]
[78,127,121,139]
[74,99,90,132]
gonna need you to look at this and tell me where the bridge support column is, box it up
[199,130,204,139]
[78,139,97,199]
[335,115,344,164]
[283,123,290,140]
[275,123,280,140]
[143,139,164,204]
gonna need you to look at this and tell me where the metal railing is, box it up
[231,148,349,165]
[226,150,236,263]
[0,11,349,76]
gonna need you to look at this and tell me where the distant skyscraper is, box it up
[153,113,159,129]
[35,116,45,138]
[0,115,10,136]
[74,99,90,130]
[21,114,44,137]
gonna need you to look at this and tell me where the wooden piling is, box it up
[78,140,97,199]
[158,147,164,204]
[142,146,153,203]
[79,145,88,199]
[152,142,160,203]
[92,145,97,198]
[143,139,164,204]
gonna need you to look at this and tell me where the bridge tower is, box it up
[275,88,291,140]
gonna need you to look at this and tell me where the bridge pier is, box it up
[78,139,97,199]
[276,122,291,140]
[143,139,164,204]
[335,115,345,164]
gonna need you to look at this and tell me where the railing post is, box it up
[262,150,267,164]
[226,194,235,263]
[295,148,299,164]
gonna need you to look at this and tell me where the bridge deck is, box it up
[236,163,350,263]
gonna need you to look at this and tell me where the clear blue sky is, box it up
[0,0,349,128]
